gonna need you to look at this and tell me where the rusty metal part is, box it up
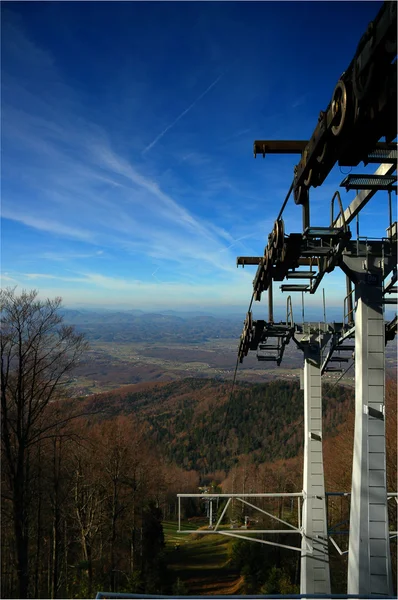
[294,185,309,206]
[237,256,262,267]
[274,219,285,250]
[288,2,397,197]
[278,242,287,264]
[268,282,274,323]
[238,311,253,363]
[253,140,308,157]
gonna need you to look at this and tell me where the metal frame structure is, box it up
[297,328,331,595]
[234,169,397,595]
[230,2,397,595]
[97,4,396,598]
[176,493,397,548]
[341,250,395,596]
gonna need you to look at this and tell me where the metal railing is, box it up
[96,593,398,599]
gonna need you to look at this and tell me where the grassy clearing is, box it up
[163,521,243,595]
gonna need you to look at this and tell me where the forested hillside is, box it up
[2,375,396,598]
[84,378,354,474]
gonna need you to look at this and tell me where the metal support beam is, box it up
[268,280,274,323]
[333,161,396,228]
[300,341,331,595]
[253,140,308,156]
[346,278,393,596]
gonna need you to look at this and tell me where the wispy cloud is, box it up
[142,74,223,154]
[2,209,95,242]
[1,273,19,284]
[1,14,316,304]
[38,250,105,262]
[3,99,246,276]
[291,93,309,109]
[9,269,254,305]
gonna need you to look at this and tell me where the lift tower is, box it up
[295,326,331,595]
[341,238,396,596]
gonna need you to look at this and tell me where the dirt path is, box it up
[163,522,243,595]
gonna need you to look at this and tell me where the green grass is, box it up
[163,520,242,594]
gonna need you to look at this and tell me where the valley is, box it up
[71,338,305,395]
[62,309,397,396]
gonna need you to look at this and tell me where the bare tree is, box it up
[1,288,88,599]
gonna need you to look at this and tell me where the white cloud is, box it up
[39,250,106,262]
[2,209,95,242]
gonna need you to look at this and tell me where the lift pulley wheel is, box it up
[263,247,270,270]
[244,311,253,332]
[278,242,287,263]
[273,219,285,250]
[331,80,348,137]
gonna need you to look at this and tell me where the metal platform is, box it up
[365,144,398,164]
[340,174,397,191]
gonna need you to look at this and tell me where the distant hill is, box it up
[62,309,243,343]
[82,378,354,474]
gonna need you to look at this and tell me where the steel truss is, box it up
[177,493,397,549]
[232,4,397,593]
[234,178,397,595]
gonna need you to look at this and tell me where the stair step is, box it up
[301,247,332,256]
[258,345,280,350]
[336,345,355,352]
[286,271,316,279]
[366,145,397,164]
[280,284,310,292]
[303,227,345,238]
[325,367,344,373]
[340,173,397,191]
[257,356,278,362]
[330,357,349,363]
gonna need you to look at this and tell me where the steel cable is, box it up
[220,291,255,454]
[328,361,355,391]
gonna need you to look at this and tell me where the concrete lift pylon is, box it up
[341,246,396,596]
[297,328,332,596]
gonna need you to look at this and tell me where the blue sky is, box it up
[1,1,393,316]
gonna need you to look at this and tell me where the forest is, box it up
[83,378,355,474]
[1,289,397,598]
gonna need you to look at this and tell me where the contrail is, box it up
[151,266,161,283]
[142,74,223,154]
